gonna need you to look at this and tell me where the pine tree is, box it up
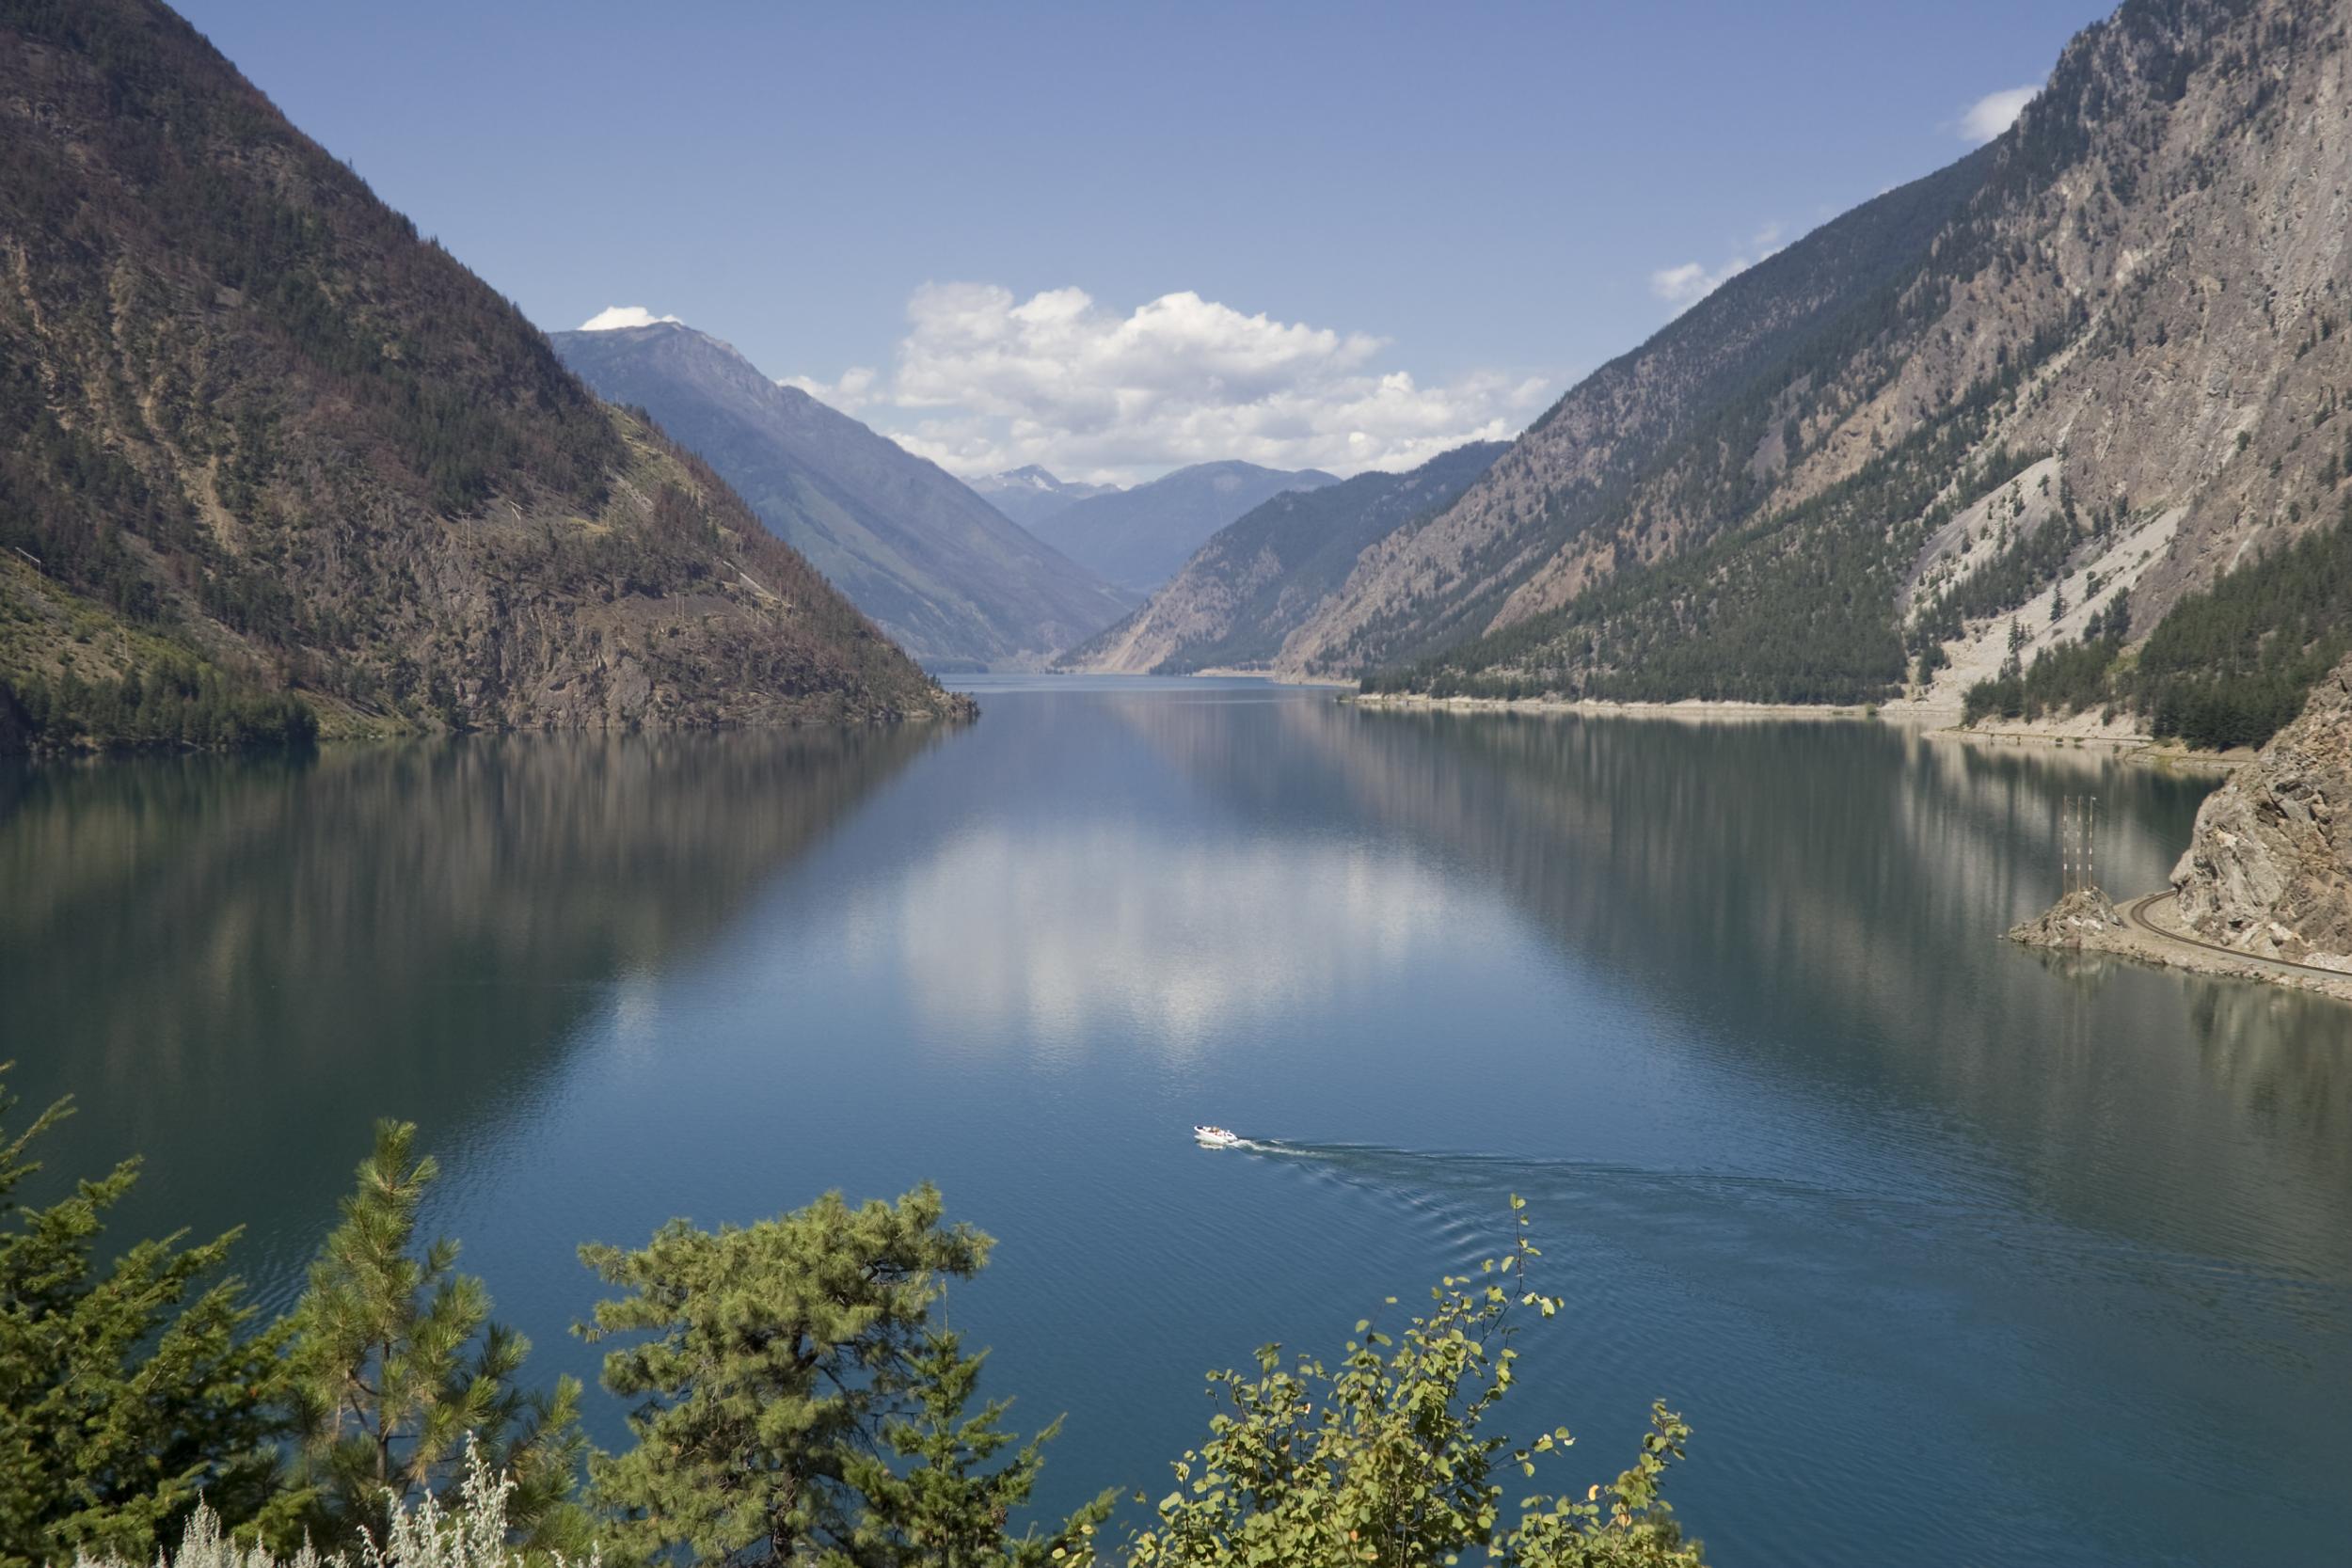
[281,1121,585,1554]
[579,1184,1042,1565]
[828,1329,1114,1568]
[0,1069,288,1568]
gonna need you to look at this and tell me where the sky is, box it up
[174,0,2113,484]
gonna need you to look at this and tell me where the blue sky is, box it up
[175,0,2112,482]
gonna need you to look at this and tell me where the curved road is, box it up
[2118,891,2352,986]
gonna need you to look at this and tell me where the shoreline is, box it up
[1186,665,1353,686]
[2025,891,2352,1006]
[1339,689,2247,768]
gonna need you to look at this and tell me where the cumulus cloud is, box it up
[779,364,882,413]
[577,305,683,331]
[1649,261,1732,307]
[1959,85,2038,143]
[1649,223,1786,312]
[783,283,1556,483]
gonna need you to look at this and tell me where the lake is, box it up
[6,676,2347,1567]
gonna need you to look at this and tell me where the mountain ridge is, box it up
[1273,147,1999,678]
[968,465,1120,531]
[1350,0,2352,749]
[0,0,963,745]
[1062,442,1508,675]
[551,322,1132,670]
[1025,460,1339,594]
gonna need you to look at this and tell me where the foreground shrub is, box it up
[71,1440,593,1568]
[1124,1200,1704,1568]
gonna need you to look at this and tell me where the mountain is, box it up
[2171,651,2352,966]
[1025,461,1340,594]
[968,466,1120,531]
[1063,443,1507,674]
[551,325,1132,670]
[1276,149,1996,679]
[1345,0,2352,750]
[0,0,961,749]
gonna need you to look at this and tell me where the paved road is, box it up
[2119,891,2352,985]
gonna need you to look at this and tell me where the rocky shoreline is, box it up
[2007,655,2352,1005]
[1340,689,2240,766]
[2007,887,2352,1004]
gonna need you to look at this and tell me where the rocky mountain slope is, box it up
[1276,148,1995,679]
[1026,461,1337,594]
[1334,0,2352,741]
[552,325,1131,670]
[2172,652,2352,967]
[0,0,963,749]
[968,465,1119,531]
[1063,442,1505,674]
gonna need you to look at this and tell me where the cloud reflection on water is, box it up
[843,823,1472,1061]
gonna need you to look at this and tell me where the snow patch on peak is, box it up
[578,306,683,332]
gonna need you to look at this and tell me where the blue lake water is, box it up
[6,675,2348,1566]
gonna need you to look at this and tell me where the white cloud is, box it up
[783,282,1556,484]
[779,364,881,412]
[1648,222,1785,312]
[1649,262,1724,306]
[577,305,683,331]
[1959,85,2038,143]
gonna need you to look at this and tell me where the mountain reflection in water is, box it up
[6,679,2345,1568]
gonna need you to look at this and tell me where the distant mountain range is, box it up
[0,0,961,748]
[551,324,1132,670]
[968,467,1121,531]
[1064,443,1507,674]
[1024,462,1339,594]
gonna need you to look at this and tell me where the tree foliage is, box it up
[580,1183,1101,1567]
[1124,1200,1700,1568]
[829,1330,1114,1568]
[5,1104,1715,1568]
[283,1121,586,1555]
[2129,499,2352,749]
[1962,498,2352,748]
[0,1069,289,1568]
[5,659,318,753]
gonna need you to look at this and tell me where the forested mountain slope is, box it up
[1275,147,1997,677]
[552,325,1132,670]
[1062,442,1504,674]
[1027,460,1337,593]
[0,0,961,750]
[1342,0,2352,750]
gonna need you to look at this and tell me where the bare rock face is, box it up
[2007,887,2122,949]
[2171,657,2352,967]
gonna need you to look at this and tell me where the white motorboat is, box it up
[1193,1124,1243,1148]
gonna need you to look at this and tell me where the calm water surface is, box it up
[6,677,2348,1567]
